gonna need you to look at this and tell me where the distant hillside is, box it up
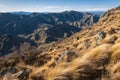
[0,11,100,35]
[0,34,35,56]
[10,11,105,15]
[86,11,105,15]
[0,11,100,55]
[9,11,31,15]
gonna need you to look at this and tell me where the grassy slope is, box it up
[30,6,120,80]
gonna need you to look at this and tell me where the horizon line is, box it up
[0,10,107,13]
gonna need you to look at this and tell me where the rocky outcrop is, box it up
[1,68,31,80]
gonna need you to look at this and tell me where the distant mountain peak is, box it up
[9,11,31,15]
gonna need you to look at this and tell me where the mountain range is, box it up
[0,11,100,56]
[9,11,105,15]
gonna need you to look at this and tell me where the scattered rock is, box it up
[96,31,106,45]
[15,68,32,80]
[3,72,13,80]
[0,68,32,80]
[0,67,17,77]
[108,28,116,34]
[57,50,78,63]
[57,50,69,63]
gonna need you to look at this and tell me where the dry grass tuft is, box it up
[112,73,120,80]
[111,62,120,74]
[81,44,111,61]
[111,50,120,63]
[111,43,120,53]
[110,62,120,80]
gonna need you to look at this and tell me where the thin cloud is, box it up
[0,4,6,7]
[42,6,73,12]
[83,8,111,11]
[45,6,61,9]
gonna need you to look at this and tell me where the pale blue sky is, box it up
[0,0,120,12]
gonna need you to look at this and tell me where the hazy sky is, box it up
[0,0,120,12]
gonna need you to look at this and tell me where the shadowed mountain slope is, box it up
[0,34,35,56]
[0,11,100,35]
[0,11,100,55]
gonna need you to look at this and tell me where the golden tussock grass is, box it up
[111,49,120,63]
[38,43,113,80]
[111,62,120,74]
[44,58,100,80]
[111,43,120,53]
[80,44,111,61]
[110,62,120,80]
[29,6,120,80]
[30,66,48,80]
[115,38,120,43]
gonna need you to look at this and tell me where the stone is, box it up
[96,31,106,45]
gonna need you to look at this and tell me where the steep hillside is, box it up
[0,6,120,80]
[38,6,120,80]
